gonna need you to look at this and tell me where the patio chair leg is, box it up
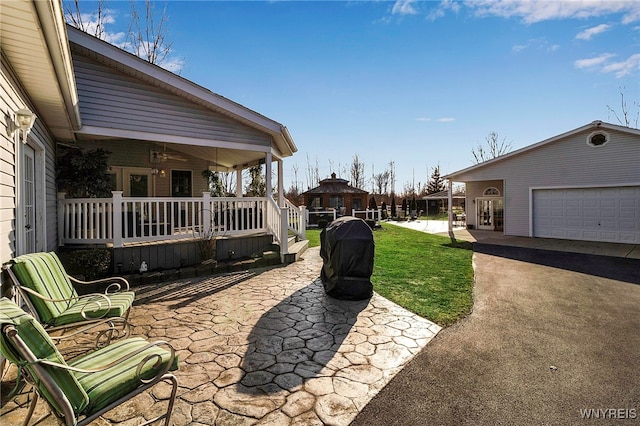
[0,355,8,381]
[22,389,39,426]
[138,374,178,426]
[163,375,178,426]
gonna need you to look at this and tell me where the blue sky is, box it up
[70,0,639,194]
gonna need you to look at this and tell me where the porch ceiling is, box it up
[73,134,268,171]
[165,143,267,171]
[1,1,80,140]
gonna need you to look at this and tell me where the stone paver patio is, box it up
[1,247,440,425]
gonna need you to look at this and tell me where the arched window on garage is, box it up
[483,187,500,196]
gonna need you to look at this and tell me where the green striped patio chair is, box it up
[0,298,178,426]
[2,252,134,345]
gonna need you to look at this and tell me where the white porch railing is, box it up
[306,209,337,227]
[58,192,306,250]
[352,208,382,223]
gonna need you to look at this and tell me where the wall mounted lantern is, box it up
[7,107,37,143]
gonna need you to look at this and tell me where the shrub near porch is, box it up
[307,224,474,327]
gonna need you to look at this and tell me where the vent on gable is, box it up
[587,131,609,147]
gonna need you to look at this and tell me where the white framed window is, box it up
[586,131,609,147]
[483,187,501,196]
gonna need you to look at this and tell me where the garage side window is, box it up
[586,131,609,147]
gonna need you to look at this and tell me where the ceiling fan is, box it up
[150,145,187,162]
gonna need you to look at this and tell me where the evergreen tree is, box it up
[57,147,112,198]
[368,196,378,210]
[427,165,446,194]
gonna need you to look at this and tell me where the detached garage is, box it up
[533,186,640,243]
[445,121,640,244]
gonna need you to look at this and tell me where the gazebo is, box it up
[302,173,368,217]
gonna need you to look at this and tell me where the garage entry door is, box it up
[533,186,640,243]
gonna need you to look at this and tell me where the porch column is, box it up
[57,192,66,247]
[265,152,273,198]
[236,168,243,198]
[112,191,123,248]
[202,192,211,236]
[277,159,284,206]
[447,180,453,233]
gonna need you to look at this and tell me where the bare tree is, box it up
[64,0,109,39]
[372,170,390,195]
[291,164,300,193]
[305,154,319,190]
[65,0,183,72]
[388,161,396,195]
[220,172,236,196]
[350,154,366,189]
[607,87,639,128]
[126,0,173,66]
[472,131,512,164]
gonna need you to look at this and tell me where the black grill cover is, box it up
[320,216,374,300]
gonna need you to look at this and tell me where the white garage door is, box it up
[533,186,640,243]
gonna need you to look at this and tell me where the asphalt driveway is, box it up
[352,245,640,425]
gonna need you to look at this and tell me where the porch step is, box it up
[284,239,309,264]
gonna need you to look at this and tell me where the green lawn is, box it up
[305,223,474,327]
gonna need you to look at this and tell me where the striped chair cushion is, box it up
[51,291,135,327]
[11,252,134,327]
[0,298,90,416]
[11,252,77,324]
[70,337,179,414]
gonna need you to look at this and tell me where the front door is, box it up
[124,170,152,197]
[477,198,504,231]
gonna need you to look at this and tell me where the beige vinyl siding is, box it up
[1,57,21,262]
[453,129,640,237]
[72,53,272,146]
[1,56,59,263]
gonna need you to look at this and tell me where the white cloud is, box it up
[427,0,460,21]
[576,23,611,40]
[392,0,418,16]
[574,53,638,78]
[512,38,559,53]
[416,117,455,123]
[159,57,186,74]
[466,1,640,24]
[574,53,615,69]
[602,53,640,78]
